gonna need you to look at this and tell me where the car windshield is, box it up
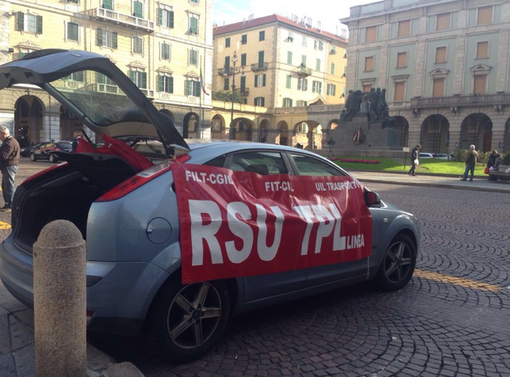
[48,70,148,126]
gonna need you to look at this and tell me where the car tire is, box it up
[30,153,37,161]
[152,277,230,362]
[49,153,57,163]
[374,234,416,291]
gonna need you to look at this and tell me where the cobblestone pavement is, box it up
[88,183,510,377]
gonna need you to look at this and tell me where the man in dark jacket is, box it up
[0,124,20,212]
[408,144,421,176]
[461,144,479,182]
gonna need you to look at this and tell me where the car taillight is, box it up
[55,148,61,151]
[95,155,190,202]
[22,162,68,184]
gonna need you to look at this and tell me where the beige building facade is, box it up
[342,0,510,154]
[212,15,347,148]
[0,0,213,147]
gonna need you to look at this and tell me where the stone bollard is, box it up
[33,220,87,377]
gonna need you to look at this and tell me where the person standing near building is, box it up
[0,124,20,212]
[461,144,479,182]
[408,144,421,176]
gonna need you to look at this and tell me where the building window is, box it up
[477,6,492,25]
[330,62,335,75]
[312,81,322,94]
[158,7,174,28]
[364,56,374,72]
[129,70,147,89]
[188,49,198,65]
[476,41,488,59]
[327,84,336,96]
[362,83,372,92]
[316,59,321,71]
[225,37,230,47]
[241,53,247,66]
[185,80,200,97]
[258,51,265,67]
[223,77,229,90]
[189,14,199,34]
[241,34,247,44]
[132,36,143,54]
[314,40,324,50]
[283,98,293,107]
[259,30,265,41]
[432,77,445,97]
[366,26,377,42]
[436,13,450,31]
[287,51,292,65]
[397,20,411,37]
[302,36,307,47]
[15,12,43,34]
[255,97,265,106]
[240,76,246,93]
[64,71,84,82]
[286,75,292,89]
[158,75,173,93]
[435,46,447,63]
[474,75,487,94]
[396,52,407,68]
[394,81,405,101]
[102,0,113,10]
[190,0,199,4]
[297,78,308,91]
[296,100,307,107]
[66,22,79,41]
[160,42,170,60]
[301,55,307,67]
[254,74,266,87]
[96,29,118,48]
[132,0,143,18]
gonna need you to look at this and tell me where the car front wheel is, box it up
[374,234,416,291]
[152,278,230,362]
[49,153,57,163]
[29,153,37,161]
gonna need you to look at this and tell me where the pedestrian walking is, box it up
[461,144,478,182]
[0,124,20,212]
[408,144,421,176]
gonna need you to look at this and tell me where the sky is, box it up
[213,0,377,36]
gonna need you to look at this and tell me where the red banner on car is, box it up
[172,164,372,283]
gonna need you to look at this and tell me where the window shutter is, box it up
[194,81,200,96]
[190,17,198,34]
[185,80,190,95]
[112,32,118,49]
[133,1,143,18]
[96,29,103,46]
[141,72,147,88]
[157,76,163,91]
[36,15,43,34]
[129,70,135,83]
[262,74,266,86]
[241,53,246,66]
[169,77,174,93]
[258,51,264,66]
[254,76,257,87]
[16,12,24,31]
[169,11,174,28]
[240,76,246,91]
[304,79,308,91]
[157,8,162,25]
[103,0,113,10]
[97,73,105,84]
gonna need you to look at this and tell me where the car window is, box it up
[291,153,344,176]
[229,151,288,175]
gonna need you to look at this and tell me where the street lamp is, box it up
[222,51,244,140]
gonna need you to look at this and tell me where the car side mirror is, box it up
[364,189,381,206]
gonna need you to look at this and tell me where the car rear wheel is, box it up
[152,278,230,362]
[374,234,416,291]
[29,153,37,161]
[49,153,57,163]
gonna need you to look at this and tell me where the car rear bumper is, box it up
[1,235,171,335]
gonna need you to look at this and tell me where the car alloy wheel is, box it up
[375,234,416,291]
[153,278,230,362]
[49,153,57,163]
[29,153,36,161]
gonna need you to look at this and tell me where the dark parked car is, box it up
[0,50,420,362]
[29,141,73,162]
[20,142,43,157]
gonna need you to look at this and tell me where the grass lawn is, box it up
[331,156,486,176]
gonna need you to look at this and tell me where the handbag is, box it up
[414,159,419,165]
[484,166,490,174]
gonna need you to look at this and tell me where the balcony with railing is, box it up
[87,7,155,32]
[251,62,268,72]
[295,64,312,77]
[410,93,510,109]
[241,88,250,96]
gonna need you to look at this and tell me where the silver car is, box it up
[0,50,420,362]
